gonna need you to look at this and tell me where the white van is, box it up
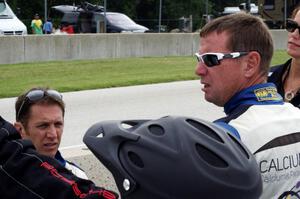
[0,0,27,35]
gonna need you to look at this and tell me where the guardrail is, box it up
[0,30,287,65]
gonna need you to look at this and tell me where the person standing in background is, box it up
[31,13,43,34]
[43,18,53,34]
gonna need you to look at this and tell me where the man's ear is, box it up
[14,122,27,138]
[244,51,261,78]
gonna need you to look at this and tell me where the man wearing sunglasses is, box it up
[268,6,300,108]
[195,13,300,199]
[0,114,118,197]
[14,87,88,180]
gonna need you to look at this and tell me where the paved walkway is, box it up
[0,80,225,148]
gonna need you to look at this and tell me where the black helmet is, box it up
[83,116,262,199]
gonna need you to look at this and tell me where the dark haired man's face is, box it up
[18,104,64,158]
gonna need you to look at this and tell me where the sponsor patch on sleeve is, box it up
[254,87,281,102]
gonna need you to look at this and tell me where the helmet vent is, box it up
[96,126,104,138]
[121,121,136,129]
[227,133,250,159]
[128,151,144,168]
[148,124,165,136]
[195,143,228,168]
[187,119,224,143]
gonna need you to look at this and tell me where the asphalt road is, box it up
[0,80,225,148]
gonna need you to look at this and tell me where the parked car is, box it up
[103,12,149,33]
[221,3,258,16]
[49,2,149,33]
[0,0,27,35]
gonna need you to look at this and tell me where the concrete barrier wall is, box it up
[0,36,25,64]
[271,30,288,50]
[0,30,286,65]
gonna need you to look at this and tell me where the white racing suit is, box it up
[215,83,300,199]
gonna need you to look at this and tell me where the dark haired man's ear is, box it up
[14,122,27,138]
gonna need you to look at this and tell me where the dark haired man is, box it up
[0,114,118,198]
[14,87,88,179]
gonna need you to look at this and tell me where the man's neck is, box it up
[241,74,267,92]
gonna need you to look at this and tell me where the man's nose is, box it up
[47,125,57,138]
[195,62,207,76]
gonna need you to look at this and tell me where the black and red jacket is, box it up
[0,116,118,199]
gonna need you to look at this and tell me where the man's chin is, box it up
[40,150,57,158]
[204,95,213,104]
[205,95,223,107]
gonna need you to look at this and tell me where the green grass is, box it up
[0,50,290,98]
[271,50,290,66]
